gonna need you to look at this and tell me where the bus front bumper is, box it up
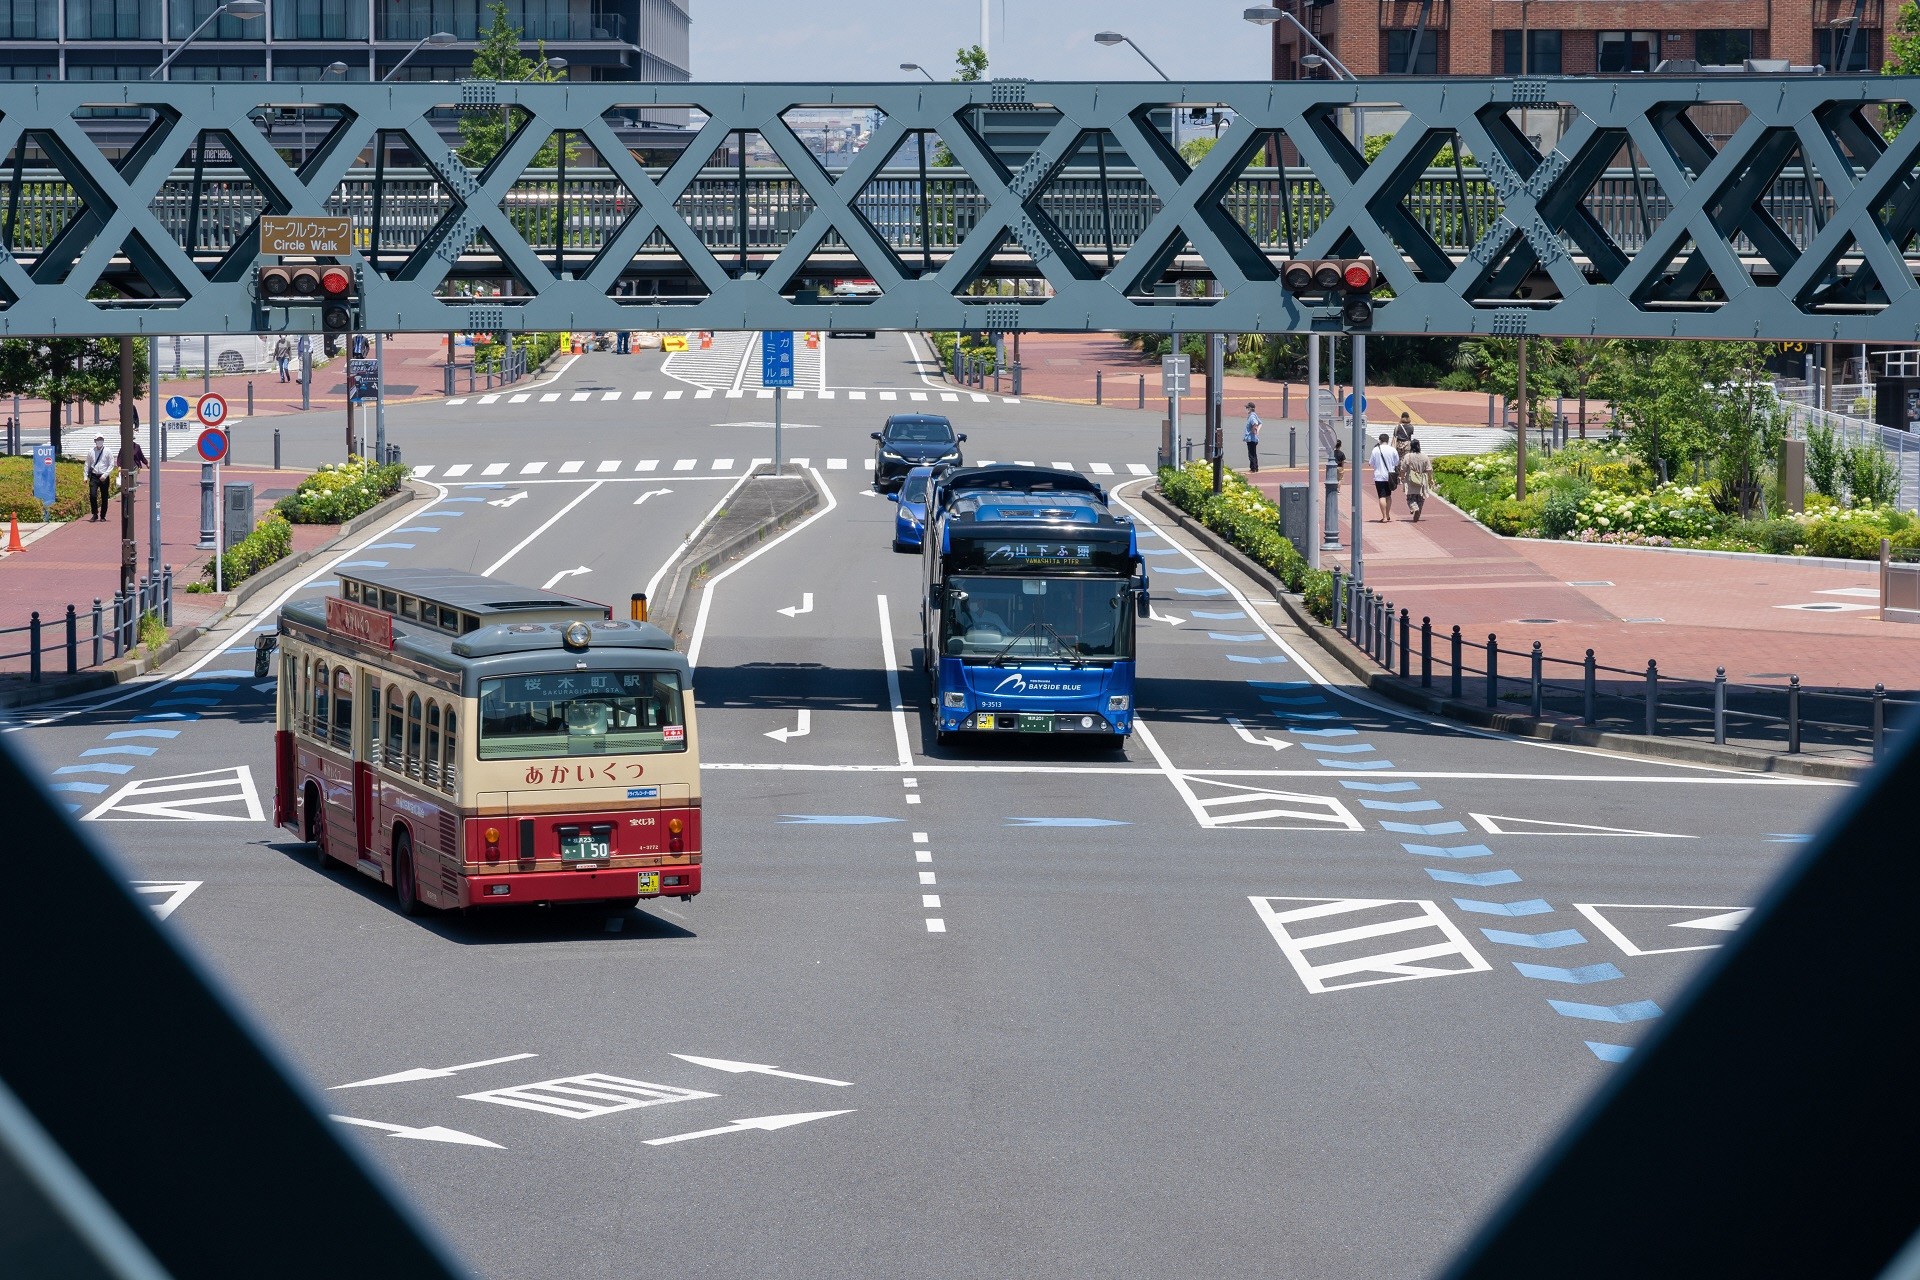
[464,864,702,906]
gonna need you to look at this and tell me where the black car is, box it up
[871,414,965,491]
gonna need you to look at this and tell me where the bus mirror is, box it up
[252,633,276,678]
[1135,587,1150,619]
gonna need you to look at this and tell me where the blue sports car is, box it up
[890,466,937,552]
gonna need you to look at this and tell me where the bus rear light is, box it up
[484,826,500,861]
[486,884,511,896]
[664,875,685,886]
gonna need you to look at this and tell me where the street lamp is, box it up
[382,30,456,83]
[1093,31,1171,80]
[900,62,937,81]
[150,0,265,80]
[522,56,566,79]
[1242,5,1356,81]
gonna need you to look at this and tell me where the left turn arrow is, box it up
[330,1052,538,1090]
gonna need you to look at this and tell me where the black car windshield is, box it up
[901,473,931,502]
[886,420,954,443]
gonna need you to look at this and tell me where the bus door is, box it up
[353,672,377,859]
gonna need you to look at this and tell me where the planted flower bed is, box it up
[273,457,410,525]
[1157,462,1335,619]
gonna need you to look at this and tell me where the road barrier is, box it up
[1,570,174,684]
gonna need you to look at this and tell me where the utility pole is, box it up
[117,338,137,598]
[1515,336,1529,500]
[148,341,162,582]
[1305,333,1322,567]
[1349,335,1366,584]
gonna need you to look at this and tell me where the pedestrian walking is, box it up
[1400,438,1432,523]
[273,335,292,383]
[1369,432,1399,522]
[1393,411,1416,459]
[1242,402,1262,471]
[85,433,114,521]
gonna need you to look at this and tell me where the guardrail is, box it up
[1,571,174,684]
[1327,569,1913,761]
[1779,398,1920,511]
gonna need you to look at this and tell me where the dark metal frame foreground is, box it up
[4,78,1920,339]
[0,735,467,1277]
[1441,707,1920,1279]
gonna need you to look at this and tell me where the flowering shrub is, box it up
[275,457,409,524]
[1569,483,1726,540]
[203,513,291,585]
[1157,462,1336,619]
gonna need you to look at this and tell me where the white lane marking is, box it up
[540,392,561,403]
[922,894,941,908]
[332,1053,540,1089]
[636,459,658,471]
[827,458,847,470]
[757,389,774,399]
[905,794,921,804]
[730,331,759,392]
[634,390,653,400]
[520,461,547,474]
[570,392,591,402]
[686,465,837,669]
[447,397,468,405]
[559,461,584,474]
[411,464,433,477]
[878,594,913,768]
[596,460,621,472]
[909,391,927,401]
[926,919,947,933]
[673,459,696,471]
[482,463,508,476]
[131,880,202,919]
[602,391,622,401]
[330,1116,503,1148]
[850,390,867,400]
[880,391,897,400]
[940,392,958,402]
[712,458,734,470]
[1090,462,1115,475]
[970,393,989,403]
[641,471,757,608]
[700,763,1839,783]
[482,481,603,577]
[643,1110,854,1146]
[1250,896,1492,993]
[664,390,683,400]
[670,1054,853,1087]
[509,393,530,403]
[477,394,500,404]
[1127,463,1151,475]
[83,767,264,822]
[919,871,937,884]
[916,850,932,862]
[444,463,472,477]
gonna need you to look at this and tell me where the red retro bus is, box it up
[269,567,702,913]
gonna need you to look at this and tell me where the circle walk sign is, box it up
[164,394,191,422]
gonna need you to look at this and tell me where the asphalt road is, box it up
[5,333,1848,1279]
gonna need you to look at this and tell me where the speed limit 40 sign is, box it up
[196,392,229,427]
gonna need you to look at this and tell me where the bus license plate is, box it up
[561,834,611,861]
[1019,714,1052,733]
[637,872,660,894]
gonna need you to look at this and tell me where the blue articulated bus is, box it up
[920,466,1148,746]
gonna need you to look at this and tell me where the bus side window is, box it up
[313,663,330,739]
[386,687,405,767]
[407,694,423,778]
[442,711,457,792]
[366,682,382,764]
[332,669,353,752]
[425,703,442,785]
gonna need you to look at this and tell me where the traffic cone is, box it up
[5,514,24,554]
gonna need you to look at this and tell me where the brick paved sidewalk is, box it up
[1237,464,1920,698]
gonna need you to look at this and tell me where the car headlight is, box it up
[1107,695,1130,711]
[881,449,905,459]
[943,691,966,708]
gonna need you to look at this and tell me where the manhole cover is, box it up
[1624,617,1664,624]
[1517,618,1559,624]
[1565,580,1613,587]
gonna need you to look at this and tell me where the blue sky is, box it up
[688,0,1270,83]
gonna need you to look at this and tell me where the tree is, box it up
[458,1,570,169]
[1699,356,1790,517]
[1883,1,1920,138]
[953,45,988,82]
[0,336,148,459]
[1596,339,1777,494]
[1179,136,1219,166]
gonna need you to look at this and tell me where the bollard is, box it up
[1528,641,1543,717]
[1331,568,1344,632]
[1362,589,1375,652]
[162,566,173,626]
[1137,374,1145,409]
[92,599,103,668]
[1583,650,1597,726]
[247,380,254,415]
[1096,370,1103,405]
[468,365,475,394]
[274,428,282,470]
[1872,683,1886,759]
[1487,394,1496,430]
[1486,634,1499,708]
[1289,426,1297,468]
[1419,616,1432,687]
[29,611,40,682]
[65,603,78,675]
[1282,384,1290,419]
[1450,625,1463,700]
[1377,598,1389,666]
[1399,609,1411,679]
[1781,675,1797,756]
[1644,659,1659,735]
[109,593,123,659]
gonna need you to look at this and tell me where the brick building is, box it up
[1268,0,1886,79]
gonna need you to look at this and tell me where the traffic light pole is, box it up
[374,331,387,463]
[148,342,161,582]
[1304,334,1320,569]
[1349,333,1366,585]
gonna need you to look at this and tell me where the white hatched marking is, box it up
[673,458,697,471]
[596,460,621,473]
[520,461,546,474]
[444,463,472,477]
[461,1073,716,1120]
[558,460,583,473]
[482,463,509,476]
[411,464,433,477]
[633,390,653,400]
[1250,896,1491,993]
[1090,462,1115,475]
[827,458,848,470]
[540,392,560,403]
[478,394,501,404]
[569,392,591,402]
[1127,463,1151,476]
[712,458,735,470]
[84,767,264,823]
[509,393,530,403]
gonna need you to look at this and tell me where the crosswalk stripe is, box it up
[570,392,591,402]
[788,390,806,400]
[1052,461,1074,470]
[849,391,866,399]
[447,397,467,405]
[1014,459,1035,466]
[602,391,621,401]
[509,393,530,403]
[478,394,500,404]
[482,463,508,476]
[540,392,560,402]
[909,392,927,401]
[1127,463,1151,475]
[412,464,433,477]
[559,461,583,473]
[817,390,835,399]
[673,459,696,471]
[879,391,897,400]
[864,459,876,470]
[757,389,773,399]
[827,458,847,470]
[970,393,989,403]
[634,390,652,400]
[444,463,471,477]
[1090,462,1114,475]
[597,460,620,473]
[791,457,810,466]
[940,392,958,402]
[1004,397,1021,404]
[521,461,546,474]
[664,390,683,400]
[636,460,658,471]
[712,458,734,470]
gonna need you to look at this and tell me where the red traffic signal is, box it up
[319,266,352,296]
[1280,258,1377,295]
[1342,259,1376,291]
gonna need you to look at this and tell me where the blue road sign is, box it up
[1343,392,1368,415]
[164,395,190,421]
[196,428,229,463]
[761,331,795,389]
[31,445,55,506]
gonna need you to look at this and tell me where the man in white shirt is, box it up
[1242,402,1262,472]
[1368,432,1400,522]
[85,433,115,522]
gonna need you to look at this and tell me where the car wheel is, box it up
[393,831,420,915]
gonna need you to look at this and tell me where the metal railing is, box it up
[1779,397,1920,512]
[1,570,174,685]
[1328,569,1914,761]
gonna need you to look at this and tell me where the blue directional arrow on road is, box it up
[1004,817,1130,827]
[1425,868,1521,886]
[777,815,901,825]
[1549,999,1663,1024]
[1514,961,1623,984]
[1481,928,1587,949]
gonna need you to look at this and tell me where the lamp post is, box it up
[1094,33,1177,146]
[299,63,348,166]
[382,29,457,82]
[151,0,265,80]
[900,62,937,81]
[1241,6,1356,81]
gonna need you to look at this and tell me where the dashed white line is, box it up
[559,461,584,474]
[927,919,947,933]
[922,895,941,909]
[482,463,508,476]
[919,872,937,884]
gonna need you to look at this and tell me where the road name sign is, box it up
[259,215,353,256]
[195,428,229,463]
[762,330,795,388]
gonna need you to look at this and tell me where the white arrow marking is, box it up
[331,1052,539,1090]
[488,491,528,508]
[777,592,814,618]
[542,566,592,591]
[1674,908,1751,932]
[1148,607,1185,626]
[765,709,812,743]
[671,1054,853,1087]
[632,487,673,506]
[643,1110,854,1147]
[1227,716,1293,751]
[330,1116,504,1148]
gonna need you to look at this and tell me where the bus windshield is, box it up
[478,670,686,759]
[941,575,1132,662]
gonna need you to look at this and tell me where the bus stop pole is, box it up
[773,385,783,470]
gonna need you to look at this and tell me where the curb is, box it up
[654,467,822,645]
[0,481,425,709]
[1136,487,1870,782]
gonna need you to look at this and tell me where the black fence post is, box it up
[1289,426,1297,468]
[1714,667,1727,745]
[109,593,123,659]
[1399,609,1411,680]
[1450,625,1463,700]
[91,599,103,668]
[1420,616,1432,687]
[1530,641,1543,718]
[1644,659,1659,736]
[1486,634,1499,708]
[1379,599,1392,667]
[1583,650,1597,726]
[1788,676,1802,754]
[163,567,173,627]
[65,603,77,675]
[29,611,40,683]
[1330,568,1344,632]
[1873,683,1886,760]
[1096,370,1103,405]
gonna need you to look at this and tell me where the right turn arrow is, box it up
[1227,716,1292,751]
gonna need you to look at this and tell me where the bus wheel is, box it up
[393,832,420,916]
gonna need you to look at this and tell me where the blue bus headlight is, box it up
[944,692,966,708]
[1107,695,1130,711]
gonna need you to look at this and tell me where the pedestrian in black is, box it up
[85,433,114,521]
[1242,401,1262,472]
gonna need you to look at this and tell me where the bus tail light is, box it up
[484,826,500,861]
[669,817,684,853]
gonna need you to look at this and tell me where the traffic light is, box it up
[1280,257,1375,329]
[256,263,356,332]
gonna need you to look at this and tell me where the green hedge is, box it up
[274,457,409,525]
[1157,461,1335,621]
[926,330,998,375]
[0,456,103,522]
[203,512,291,586]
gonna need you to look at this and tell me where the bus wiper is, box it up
[990,623,1083,668]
